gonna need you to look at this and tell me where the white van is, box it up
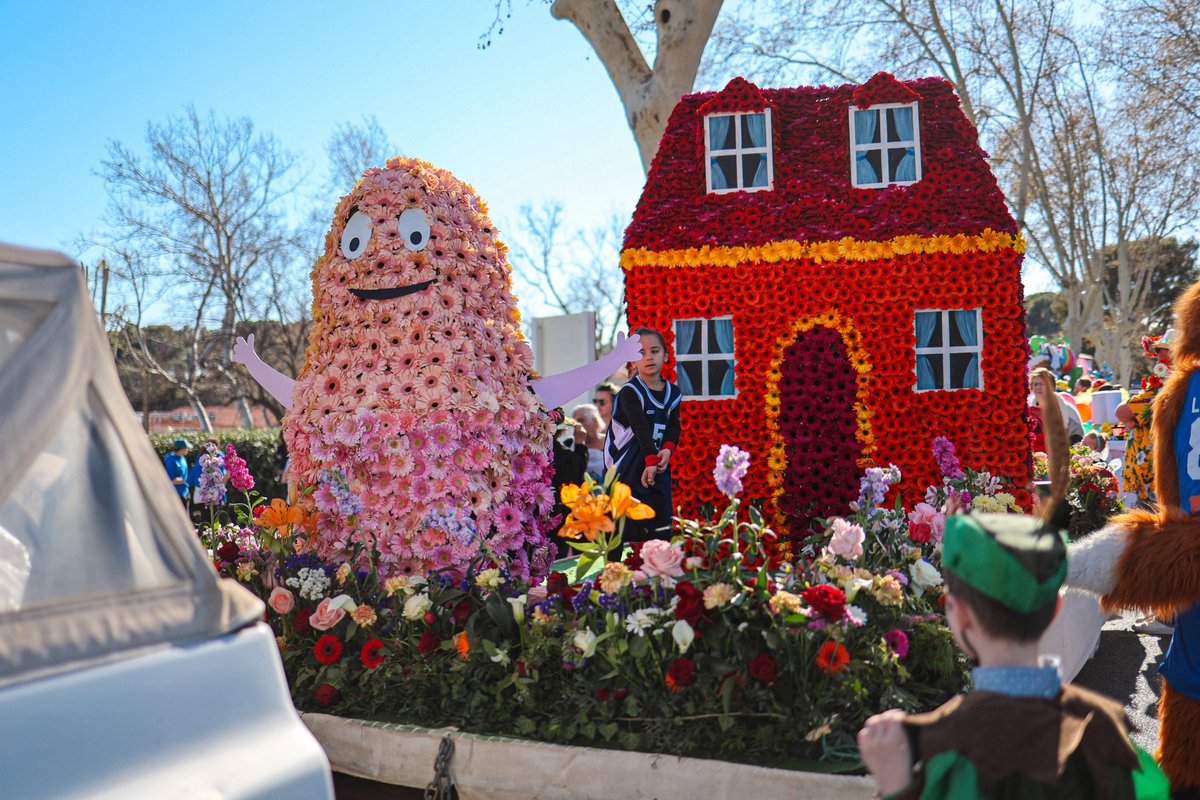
[0,243,333,799]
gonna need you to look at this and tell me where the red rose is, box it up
[665,658,696,691]
[546,572,569,595]
[624,541,645,571]
[216,541,240,563]
[674,581,705,625]
[314,683,341,707]
[418,630,441,656]
[595,688,610,702]
[908,522,932,544]
[452,600,474,624]
[748,654,779,686]
[313,634,343,665]
[294,607,313,634]
[801,585,846,621]
[360,638,385,669]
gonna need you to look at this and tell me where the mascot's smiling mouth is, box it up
[350,279,436,301]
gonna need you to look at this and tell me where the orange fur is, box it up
[1105,506,1200,616]
[1104,279,1200,791]
[1158,680,1200,789]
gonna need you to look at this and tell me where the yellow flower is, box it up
[475,568,505,589]
[351,605,378,626]
[769,590,802,615]
[336,563,352,585]
[235,562,257,582]
[871,575,904,607]
[599,562,633,594]
[703,582,736,609]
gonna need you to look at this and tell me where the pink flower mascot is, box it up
[235,158,640,581]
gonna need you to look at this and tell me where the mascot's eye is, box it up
[398,208,430,252]
[340,210,373,259]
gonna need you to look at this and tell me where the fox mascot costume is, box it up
[1069,278,1200,795]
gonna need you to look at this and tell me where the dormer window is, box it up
[705,110,773,194]
[850,102,921,188]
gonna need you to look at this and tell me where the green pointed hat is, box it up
[942,513,1067,613]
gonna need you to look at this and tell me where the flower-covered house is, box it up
[621,74,1031,538]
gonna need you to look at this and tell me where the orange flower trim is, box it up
[620,230,1025,271]
[764,311,876,531]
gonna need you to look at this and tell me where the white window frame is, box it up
[704,110,774,194]
[913,308,984,392]
[674,316,737,400]
[849,101,922,188]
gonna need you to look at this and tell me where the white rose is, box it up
[402,592,433,621]
[671,619,695,653]
[909,559,943,597]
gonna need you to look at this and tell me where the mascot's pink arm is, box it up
[530,332,642,411]
[233,334,297,409]
[233,331,643,414]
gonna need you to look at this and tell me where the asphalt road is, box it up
[1073,609,1168,754]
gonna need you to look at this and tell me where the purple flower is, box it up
[857,464,902,508]
[314,467,363,517]
[932,437,964,479]
[195,443,227,505]
[885,629,910,658]
[713,444,751,498]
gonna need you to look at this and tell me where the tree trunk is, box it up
[552,0,724,172]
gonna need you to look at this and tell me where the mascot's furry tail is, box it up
[1067,506,1200,617]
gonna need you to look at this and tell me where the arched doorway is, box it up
[765,315,874,536]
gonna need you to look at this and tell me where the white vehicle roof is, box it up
[0,243,262,686]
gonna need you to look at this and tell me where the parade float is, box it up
[211,76,1116,795]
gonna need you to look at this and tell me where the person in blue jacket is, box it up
[163,438,191,504]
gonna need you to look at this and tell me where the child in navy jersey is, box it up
[604,328,682,541]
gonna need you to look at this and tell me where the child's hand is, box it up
[641,465,657,488]
[857,709,914,796]
[656,450,671,473]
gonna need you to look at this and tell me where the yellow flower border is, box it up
[764,311,876,531]
[620,229,1024,270]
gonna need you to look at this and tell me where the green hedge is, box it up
[150,429,287,502]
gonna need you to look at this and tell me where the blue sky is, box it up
[0,1,1056,315]
[0,2,646,286]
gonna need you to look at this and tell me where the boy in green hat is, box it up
[858,512,1168,799]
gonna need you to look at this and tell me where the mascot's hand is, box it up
[611,330,642,364]
[233,334,259,366]
[1065,522,1129,598]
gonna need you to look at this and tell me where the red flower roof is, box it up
[624,75,1016,252]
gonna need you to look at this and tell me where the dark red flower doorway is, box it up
[774,325,863,530]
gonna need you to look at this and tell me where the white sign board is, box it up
[530,311,595,415]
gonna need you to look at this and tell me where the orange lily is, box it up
[559,496,616,542]
[257,498,308,531]
[608,481,655,522]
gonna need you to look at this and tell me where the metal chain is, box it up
[423,736,457,800]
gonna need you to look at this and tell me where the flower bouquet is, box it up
[1033,446,1124,539]
[209,445,967,769]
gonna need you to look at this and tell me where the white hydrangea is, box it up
[285,567,331,602]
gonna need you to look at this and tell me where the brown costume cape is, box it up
[897,684,1142,798]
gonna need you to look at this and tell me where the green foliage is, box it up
[150,428,287,501]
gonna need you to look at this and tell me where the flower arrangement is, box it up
[212,446,968,768]
[283,158,558,582]
[922,436,1027,514]
[621,76,1032,536]
[1032,445,1124,539]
